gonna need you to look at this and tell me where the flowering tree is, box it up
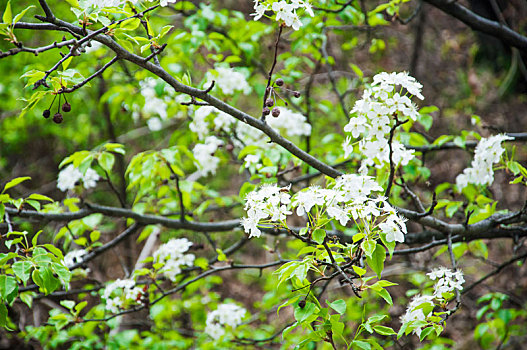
[0,0,526,348]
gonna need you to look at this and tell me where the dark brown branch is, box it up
[424,0,527,53]
[59,56,119,93]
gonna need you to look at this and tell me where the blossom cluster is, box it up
[193,136,224,177]
[343,72,423,173]
[205,303,247,340]
[152,238,195,281]
[401,267,464,336]
[242,174,408,242]
[102,278,143,314]
[455,134,513,190]
[63,249,88,268]
[205,66,251,96]
[252,0,314,30]
[189,102,311,178]
[57,164,100,192]
[242,184,292,238]
[427,266,465,298]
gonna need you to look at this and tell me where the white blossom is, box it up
[400,294,435,336]
[102,278,143,314]
[456,134,513,190]
[193,136,224,177]
[153,238,195,281]
[242,184,291,238]
[267,107,312,137]
[251,1,269,20]
[343,72,423,169]
[160,0,177,6]
[205,66,251,95]
[428,267,464,297]
[57,164,100,192]
[147,117,163,131]
[63,249,88,268]
[251,0,313,30]
[79,0,140,10]
[205,303,247,340]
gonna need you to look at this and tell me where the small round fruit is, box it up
[53,113,63,124]
[262,106,271,116]
[293,91,301,98]
[265,98,274,107]
[42,109,51,118]
[275,78,284,86]
[62,102,71,112]
[272,107,280,117]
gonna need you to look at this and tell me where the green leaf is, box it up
[12,261,33,285]
[0,304,6,328]
[277,296,299,316]
[282,321,298,340]
[366,243,385,279]
[376,288,393,305]
[103,143,125,155]
[52,263,71,289]
[352,265,366,277]
[13,5,35,25]
[62,56,73,71]
[2,176,31,193]
[294,301,316,323]
[350,63,363,78]
[32,230,43,246]
[361,239,376,258]
[98,152,115,173]
[43,244,64,260]
[373,325,396,335]
[19,292,34,308]
[312,229,326,245]
[0,275,17,302]
[419,326,434,341]
[3,1,12,24]
[60,300,75,310]
[33,266,60,295]
[26,193,53,202]
[216,248,227,262]
[90,230,101,242]
[350,340,371,350]
[328,299,346,314]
